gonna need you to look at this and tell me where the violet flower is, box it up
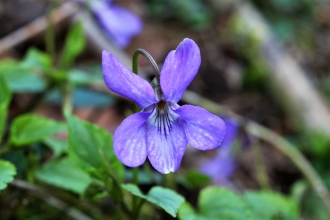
[90,0,142,48]
[102,38,226,174]
[199,119,238,185]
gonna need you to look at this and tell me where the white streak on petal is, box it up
[114,111,150,167]
[174,105,226,150]
[146,104,187,174]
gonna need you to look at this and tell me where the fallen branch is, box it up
[209,0,330,135]
[0,2,79,55]
[10,179,93,220]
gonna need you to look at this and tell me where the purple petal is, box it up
[199,118,239,185]
[160,38,201,103]
[92,2,142,48]
[221,118,239,150]
[114,112,151,167]
[146,108,187,174]
[174,105,226,150]
[199,154,235,185]
[102,51,157,108]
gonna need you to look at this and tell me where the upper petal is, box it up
[174,105,226,150]
[114,111,151,167]
[160,38,201,103]
[102,51,157,108]
[146,107,187,174]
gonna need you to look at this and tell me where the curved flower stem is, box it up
[182,90,330,215]
[132,48,164,100]
[132,49,160,80]
[130,49,163,219]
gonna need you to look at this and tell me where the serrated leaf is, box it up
[243,191,299,220]
[10,114,66,146]
[65,113,123,181]
[36,157,91,194]
[60,22,86,69]
[179,186,251,220]
[0,160,16,190]
[42,137,67,157]
[122,184,185,217]
[0,75,11,142]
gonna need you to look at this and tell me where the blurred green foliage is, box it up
[148,0,213,29]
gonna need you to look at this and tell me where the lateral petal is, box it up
[146,108,187,174]
[160,38,201,103]
[174,105,226,150]
[102,51,157,108]
[114,112,151,167]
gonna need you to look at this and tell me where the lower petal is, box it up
[114,112,150,167]
[174,105,226,150]
[146,111,187,174]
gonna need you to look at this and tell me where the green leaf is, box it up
[121,183,147,199]
[46,87,116,107]
[42,137,67,157]
[0,75,11,142]
[21,48,52,71]
[243,191,299,220]
[60,22,86,69]
[65,113,123,181]
[10,114,66,146]
[36,157,92,194]
[179,186,251,220]
[179,203,206,220]
[0,59,46,92]
[122,183,185,217]
[68,69,103,86]
[179,169,211,189]
[0,160,16,190]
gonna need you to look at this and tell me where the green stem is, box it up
[132,49,160,79]
[62,83,73,114]
[164,172,176,190]
[252,139,270,190]
[133,199,146,220]
[143,163,158,184]
[131,167,139,219]
[45,1,57,62]
[130,49,163,219]
[0,144,10,156]
[247,122,330,213]
[132,48,164,100]
[98,149,131,218]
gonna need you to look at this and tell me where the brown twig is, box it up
[10,179,93,220]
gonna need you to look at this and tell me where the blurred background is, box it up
[1,0,330,219]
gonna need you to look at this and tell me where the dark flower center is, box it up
[157,101,166,109]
